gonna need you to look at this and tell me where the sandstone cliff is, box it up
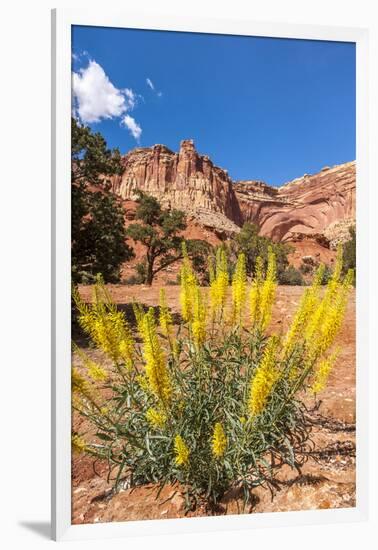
[235,161,355,247]
[111,140,355,247]
[111,139,242,234]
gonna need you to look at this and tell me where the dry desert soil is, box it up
[72,285,356,524]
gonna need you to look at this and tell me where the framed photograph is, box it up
[52,8,369,541]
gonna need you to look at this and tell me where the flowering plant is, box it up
[72,245,353,509]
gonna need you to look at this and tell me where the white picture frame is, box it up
[51,8,369,541]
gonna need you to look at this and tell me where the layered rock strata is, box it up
[235,162,355,243]
[111,140,355,244]
[111,139,242,233]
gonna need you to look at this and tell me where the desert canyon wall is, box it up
[111,140,355,247]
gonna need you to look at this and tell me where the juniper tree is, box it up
[232,222,293,282]
[342,226,356,279]
[71,118,134,283]
[127,192,210,285]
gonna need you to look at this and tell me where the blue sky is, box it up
[72,26,355,187]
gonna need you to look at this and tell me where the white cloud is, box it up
[73,60,128,123]
[122,115,142,141]
[72,59,143,141]
[146,77,155,91]
[72,50,88,62]
[146,77,163,98]
[123,88,137,110]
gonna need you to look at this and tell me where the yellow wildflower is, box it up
[231,253,247,325]
[311,348,340,394]
[76,309,95,338]
[249,281,259,326]
[72,434,87,454]
[72,367,90,396]
[306,269,353,359]
[159,288,173,337]
[210,248,229,317]
[304,284,331,345]
[86,309,133,364]
[174,434,190,467]
[87,361,108,382]
[179,243,198,322]
[191,287,207,347]
[110,311,135,366]
[140,308,172,404]
[211,422,227,458]
[136,373,151,395]
[249,256,264,326]
[74,345,108,382]
[118,336,134,371]
[311,245,343,326]
[258,247,277,330]
[248,336,280,416]
[330,244,343,285]
[71,367,102,406]
[93,317,112,359]
[283,263,325,356]
[146,407,167,429]
[74,279,134,364]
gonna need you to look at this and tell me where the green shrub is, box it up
[343,226,356,284]
[321,265,333,285]
[165,278,180,286]
[135,261,148,283]
[231,223,293,279]
[72,248,352,509]
[122,274,143,285]
[299,262,313,274]
[279,266,304,286]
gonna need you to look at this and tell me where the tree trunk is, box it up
[146,256,154,286]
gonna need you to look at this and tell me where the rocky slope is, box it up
[235,162,355,247]
[111,140,355,247]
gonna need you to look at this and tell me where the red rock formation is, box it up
[111,139,355,246]
[111,140,242,233]
[235,161,355,244]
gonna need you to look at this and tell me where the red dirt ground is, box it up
[288,240,336,269]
